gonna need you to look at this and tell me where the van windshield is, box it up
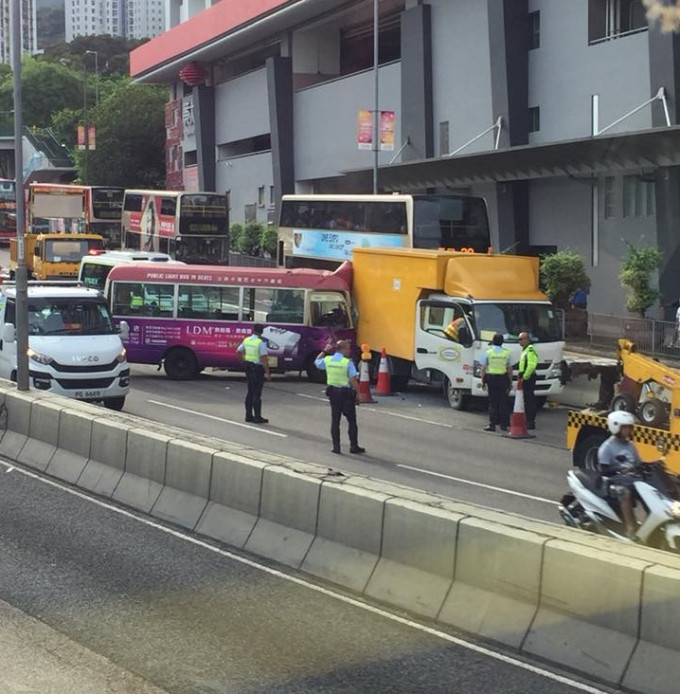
[28,299,117,336]
[473,302,562,343]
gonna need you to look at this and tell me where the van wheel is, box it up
[444,377,470,410]
[164,348,198,380]
[104,397,125,411]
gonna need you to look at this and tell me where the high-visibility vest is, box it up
[243,335,264,363]
[519,344,539,378]
[130,293,143,309]
[486,347,510,375]
[324,355,351,387]
[444,317,463,341]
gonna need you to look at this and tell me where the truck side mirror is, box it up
[2,323,15,344]
[118,320,129,340]
[458,325,473,348]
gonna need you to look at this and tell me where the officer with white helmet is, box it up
[598,410,642,537]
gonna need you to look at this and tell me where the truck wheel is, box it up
[574,432,607,471]
[104,397,125,411]
[444,377,470,411]
[611,392,637,413]
[638,398,668,428]
[163,348,199,380]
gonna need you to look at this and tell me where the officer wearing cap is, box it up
[518,331,539,430]
[480,333,512,432]
[237,323,271,424]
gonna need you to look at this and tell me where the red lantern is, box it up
[179,61,207,87]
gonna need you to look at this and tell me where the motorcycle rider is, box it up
[597,410,642,538]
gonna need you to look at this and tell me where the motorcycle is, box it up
[559,460,680,551]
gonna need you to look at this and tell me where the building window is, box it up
[258,186,265,207]
[623,176,656,217]
[588,0,647,44]
[529,107,540,133]
[529,11,540,49]
[340,12,401,75]
[439,121,449,157]
[604,176,615,219]
[270,185,275,206]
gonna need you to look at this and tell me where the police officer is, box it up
[315,339,364,455]
[237,323,271,424]
[480,333,512,432]
[518,331,539,430]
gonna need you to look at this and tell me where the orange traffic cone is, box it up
[357,359,376,404]
[375,348,392,396]
[505,380,534,439]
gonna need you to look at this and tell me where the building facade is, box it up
[66,0,164,41]
[130,0,680,317]
[0,0,37,64]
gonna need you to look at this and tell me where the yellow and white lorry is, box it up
[352,247,565,409]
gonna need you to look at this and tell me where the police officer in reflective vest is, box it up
[480,333,512,432]
[315,339,364,455]
[518,331,539,430]
[237,323,271,424]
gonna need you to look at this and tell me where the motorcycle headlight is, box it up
[473,360,482,378]
[670,501,680,520]
[27,348,54,366]
[115,347,127,363]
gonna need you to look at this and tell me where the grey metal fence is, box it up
[588,313,679,358]
[228,252,276,268]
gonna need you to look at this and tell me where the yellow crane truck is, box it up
[567,339,680,475]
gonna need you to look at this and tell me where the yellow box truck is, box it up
[352,247,565,409]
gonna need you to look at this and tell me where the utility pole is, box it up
[11,0,29,390]
[372,0,379,194]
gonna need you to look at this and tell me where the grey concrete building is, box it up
[131,0,680,317]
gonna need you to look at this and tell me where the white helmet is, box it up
[607,410,636,435]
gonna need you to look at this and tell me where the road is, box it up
[125,364,573,524]
[0,459,614,694]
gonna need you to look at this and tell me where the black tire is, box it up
[611,392,637,413]
[305,355,325,383]
[104,397,125,411]
[574,431,608,471]
[163,348,199,380]
[638,397,668,428]
[444,377,470,411]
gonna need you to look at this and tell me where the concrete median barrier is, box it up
[438,517,545,649]
[17,397,62,471]
[46,407,93,483]
[365,498,461,620]
[195,452,267,548]
[523,538,650,683]
[0,391,33,461]
[245,465,321,568]
[302,482,388,592]
[77,417,130,497]
[151,439,213,530]
[113,428,170,513]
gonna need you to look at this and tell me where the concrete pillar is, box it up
[193,84,215,191]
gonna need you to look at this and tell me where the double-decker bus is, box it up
[27,183,124,248]
[121,190,229,265]
[278,193,491,268]
[0,178,16,243]
[105,262,354,381]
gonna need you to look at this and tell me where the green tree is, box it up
[238,222,263,256]
[619,242,663,317]
[260,225,278,257]
[50,107,81,153]
[230,223,243,250]
[77,81,166,186]
[539,250,590,309]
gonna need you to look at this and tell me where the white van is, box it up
[79,251,182,292]
[0,285,130,410]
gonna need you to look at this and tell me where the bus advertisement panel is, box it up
[122,190,229,264]
[106,263,354,381]
[0,178,16,242]
[278,193,491,268]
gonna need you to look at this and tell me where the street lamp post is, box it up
[85,50,99,105]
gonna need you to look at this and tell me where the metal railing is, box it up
[228,251,276,268]
[587,313,679,358]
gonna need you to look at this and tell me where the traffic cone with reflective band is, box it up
[375,348,392,396]
[357,358,376,403]
[505,379,534,439]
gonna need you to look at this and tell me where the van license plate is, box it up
[75,390,102,399]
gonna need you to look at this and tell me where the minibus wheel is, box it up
[164,347,199,380]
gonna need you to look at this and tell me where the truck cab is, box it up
[0,285,130,410]
[10,233,104,280]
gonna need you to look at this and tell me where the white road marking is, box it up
[297,393,454,428]
[0,458,608,694]
[146,400,287,438]
[4,466,13,473]
[398,464,554,505]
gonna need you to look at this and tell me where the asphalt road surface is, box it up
[0,461,615,694]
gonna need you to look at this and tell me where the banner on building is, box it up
[87,125,96,150]
[357,110,396,150]
[77,125,86,150]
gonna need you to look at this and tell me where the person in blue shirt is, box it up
[315,340,364,455]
